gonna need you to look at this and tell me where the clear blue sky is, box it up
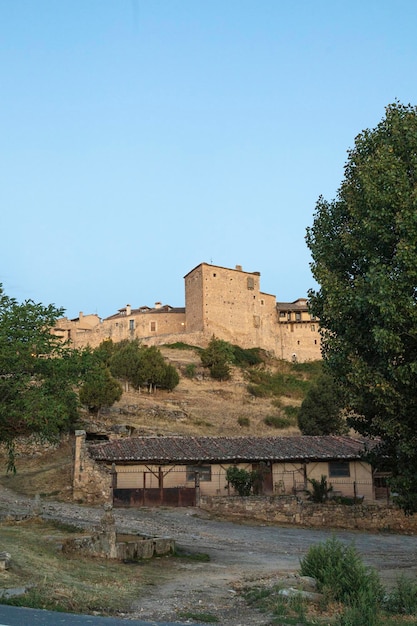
[1,1,417,319]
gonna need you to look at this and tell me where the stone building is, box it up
[73,431,380,506]
[54,262,321,362]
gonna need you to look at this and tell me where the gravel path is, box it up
[2,487,417,625]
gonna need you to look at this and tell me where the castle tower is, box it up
[184,263,277,348]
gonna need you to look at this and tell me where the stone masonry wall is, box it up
[55,262,322,361]
[200,495,417,534]
[73,431,113,504]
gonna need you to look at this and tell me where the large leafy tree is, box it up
[306,102,417,513]
[79,365,123,415]
[200,336,233,380]
[298,374,347,436]
[109,340,179,391]
[0,286,88,470]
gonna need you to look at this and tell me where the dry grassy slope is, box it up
[0,348,315,499]
[92,347,302,437]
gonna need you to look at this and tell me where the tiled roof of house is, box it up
[105,305,185,321]
[89,435,371,464]
[276,299,309,311]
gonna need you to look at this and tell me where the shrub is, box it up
[231,345,263,367]
[383,575,417,615]
[337,592,381,626]
[237,416,250,427]
[308,475,333,503]
[282,405,299,420]
[299,536,384,606]
[209,361,230,380]
[225,466,255,496]
[247,370,311,400]
[163,342,202,353]
[247,384,269,398]
[263,415,291,429]
[201,336,232,380]
[184,363,196,378]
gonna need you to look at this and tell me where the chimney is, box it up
[79,312,83,321]
[126,304,131,316]
[235,265,243,271]
[155,302,162,309]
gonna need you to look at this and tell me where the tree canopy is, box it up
[298,374,347,436]
[200,336,233,380]
[306,102,417,512]
[0,286,88,470]
[78,365,123,415]
[108,340,179,391]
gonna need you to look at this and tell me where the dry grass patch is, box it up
[0,518,175,616]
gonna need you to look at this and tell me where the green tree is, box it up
[156,361,180,391]
[93,339,116,367]
[306,102,417,513]
[109,339,141,390]
[79,365,123,415]
[200,336,233,380]
[109,341,179,392]
[0,286,87,470]
[298,374,347,435]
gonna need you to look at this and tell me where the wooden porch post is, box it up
[195,471,201,507]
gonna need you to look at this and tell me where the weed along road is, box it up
[0,605,203,626]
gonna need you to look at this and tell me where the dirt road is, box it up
[3,489,417,625]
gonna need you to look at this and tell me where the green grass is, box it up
[282,405,300,419]
[247,361,322,401]
[0,519,174,616]
[383,575,417,615]
[163,342,203,353]
[263,415,293,429]
[243,583,313,625]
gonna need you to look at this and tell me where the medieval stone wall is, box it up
[277,322,321,362]
[55,262,322,361]
[100,311,186,346]
[185,263,280,354]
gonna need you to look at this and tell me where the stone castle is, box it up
[54,262,321,362]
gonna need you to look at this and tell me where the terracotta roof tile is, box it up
[89,435,371,463]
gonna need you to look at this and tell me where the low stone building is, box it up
[73,432,382,507]
[54,262,321,362]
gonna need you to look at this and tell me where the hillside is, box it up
[0,347,322,499]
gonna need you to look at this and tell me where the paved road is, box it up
[0,605,202,626]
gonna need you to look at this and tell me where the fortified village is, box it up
[51,262,409,527]
[54,262,321,362]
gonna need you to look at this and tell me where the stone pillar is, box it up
[73,430,86,493]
